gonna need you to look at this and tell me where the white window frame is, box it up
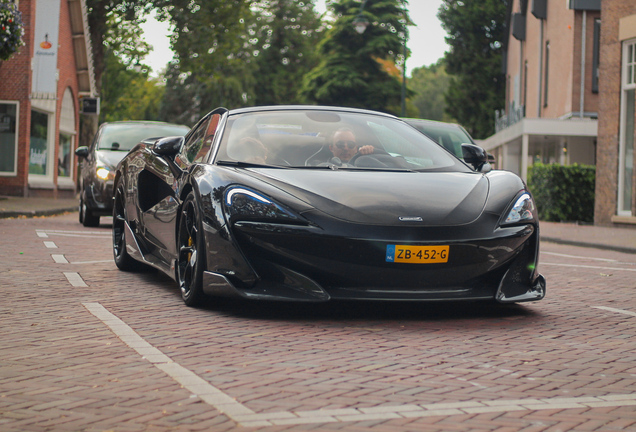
[57,88,76,189]
[28,108,56,188]
[0,100,19,177]
[618,39,636,216]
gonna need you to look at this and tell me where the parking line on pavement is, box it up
[36,231,48,238]
[592,306,636,318]
[82,302,256,421]
[43,241,57,249]
[51,254,68,264]
[64,272,87,287]
[81,301,636,428]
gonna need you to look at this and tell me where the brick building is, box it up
[595,0,636,226]
[481,0,600,183]
[0,0,95,198]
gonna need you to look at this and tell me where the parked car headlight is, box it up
[501,192,535,226]
[96,167,111,180]
[225,187,305,224]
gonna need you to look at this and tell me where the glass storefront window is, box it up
[58,133,72,177]
[0,102,18,175]
[621,88,634,213]
[29,110,49,176]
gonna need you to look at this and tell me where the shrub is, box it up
[0,1,25,61]
[527,163,596,223]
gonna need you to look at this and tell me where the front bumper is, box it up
[201,221,546,303]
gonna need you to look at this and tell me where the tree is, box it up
[438,0,507,139]
[99,10,162,122]
[249,0,324,105]
[408,59,454,122]
[153,0,255,110]
[299,0,412,115]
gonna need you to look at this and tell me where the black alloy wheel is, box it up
[80,194,100,227]
[79,195,84,224]
[112,185,141,271]
[177,192,206,306]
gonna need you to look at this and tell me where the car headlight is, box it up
[501,192,535,225]
[96,167,111,180]
[225,187,305,224]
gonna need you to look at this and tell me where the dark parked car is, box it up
[403,118,496,167]
[112,106,545,306]
[75,121,189,226]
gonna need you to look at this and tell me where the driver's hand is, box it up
[358,145,374,155]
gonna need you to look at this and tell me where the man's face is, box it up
[330,130,358,162]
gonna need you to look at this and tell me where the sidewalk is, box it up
[0,195,78,219]
[1,195,635,254]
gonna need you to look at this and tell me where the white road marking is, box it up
[592,306,636,318]
[64,272,87,287]
[542,262,636,272]
[70,260,113,265]
[37,229,110,234]
[542,251,626,263]
[36,229,110,239]
[43,241,57,249]
[83,302,255,420]
[51,254,68,264]
[82,302,636,428]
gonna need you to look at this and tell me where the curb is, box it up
[0,207,78,219]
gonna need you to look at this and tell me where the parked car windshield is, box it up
[217,110,469,172]
[404,119,474,160]
[98,123,190,151]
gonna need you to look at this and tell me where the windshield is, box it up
[97,123,190,151]
[216,110,468,172]
[406,120,473,160]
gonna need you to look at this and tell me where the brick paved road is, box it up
[1,213,636,431]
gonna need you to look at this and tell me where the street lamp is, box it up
[352,0,407,116]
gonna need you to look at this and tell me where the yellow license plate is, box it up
[386,245,449,264]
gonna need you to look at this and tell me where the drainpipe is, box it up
[580,11,586,118]
[537,19,543,118]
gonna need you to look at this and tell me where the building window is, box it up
[592,19,601,93]
[0,101,19,176]
[618,39,636,216]
[29,110,50,176]
[544,41,550,107]
[58,133,72,177]
[58,88,76,181]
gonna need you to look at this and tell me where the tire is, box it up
[81,196,100,227]
[112,186,142,271]
[78,196,84,224]
[177,192,206,306]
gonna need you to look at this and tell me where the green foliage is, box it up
[409,59,454,122]
[527,163,596,223]
[249,0,324,105]
[438,0,507,139]
[0,1,25,61]
[299,0,412,114]
[99,10,162,122]
[153,0,254,110]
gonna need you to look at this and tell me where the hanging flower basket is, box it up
[0,1,25,61]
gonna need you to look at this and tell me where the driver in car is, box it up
[329,128,375,163]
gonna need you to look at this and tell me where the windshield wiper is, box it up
[216,160,289,169]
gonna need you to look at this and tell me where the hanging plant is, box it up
[0,1,25,61]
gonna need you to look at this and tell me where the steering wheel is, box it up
[348,147,390,166]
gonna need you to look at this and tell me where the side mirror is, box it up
[461,143,491,172]
[153,136,184,157]
[75,146,89,158]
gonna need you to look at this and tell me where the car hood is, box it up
[96,150,130,169]
[245,169,490,226]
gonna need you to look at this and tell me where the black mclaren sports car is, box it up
[112,106,546,306]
